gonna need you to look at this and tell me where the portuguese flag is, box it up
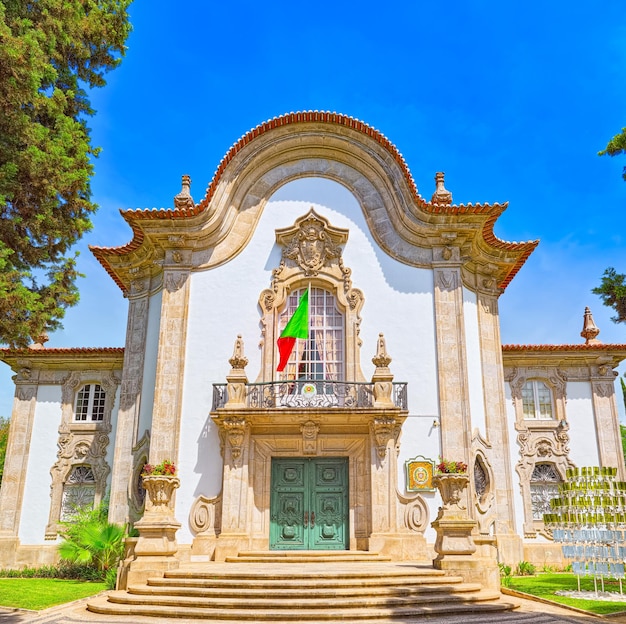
[276,289,309,372]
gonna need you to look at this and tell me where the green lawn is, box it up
[508,573,626,615]
[0,578,107,610]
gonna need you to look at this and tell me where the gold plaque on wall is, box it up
[405,456,435,492]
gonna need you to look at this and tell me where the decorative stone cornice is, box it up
[90,111,537,296]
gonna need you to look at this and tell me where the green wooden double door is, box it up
[270,457,349,550]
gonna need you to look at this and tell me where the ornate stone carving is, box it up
[228,335,248,370]
[256,210,366,382]
[437,270,457,290]
[16,386,36,401]
[190,493,222,535]
[129,430,150,523]
[164,271,188,293]
[370,417,399,461]
[276,209,348,277]
[514,418,574,538]
[300,420,320,455]
[221,417,248,462]
[431,172,453,205]
[581,306,601,345]
[173,175,194,211]
[594,383,613,398]
[397,493,429,532]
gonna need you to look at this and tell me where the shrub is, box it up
[499,563,512,587]
[516,561,536,576]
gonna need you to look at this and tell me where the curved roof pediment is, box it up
[91,111,537,296]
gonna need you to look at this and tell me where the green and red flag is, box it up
[276,289,309,372]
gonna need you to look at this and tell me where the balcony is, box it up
[212,379,408,411]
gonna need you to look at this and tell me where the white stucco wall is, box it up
[463,287,487,436]
[504,389,526,538]
[174,180,444,539]
[19,385,62,543]
[566,381,600,466]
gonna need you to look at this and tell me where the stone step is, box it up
[125,582,490,602]
[88,559,518,621]
[148,573,466,590]
[88,595,517,621]
[227,550,393,563]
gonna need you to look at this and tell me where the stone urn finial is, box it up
[431,172,453,205]
[371,333,394,408]
[581,307,602,345]
[225,335,248,408]
[174,174,194,209]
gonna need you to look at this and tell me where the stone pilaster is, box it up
[108,295,151,525]
[476,292,523,562]
[149,270,190,464]
[214,416,250,560]
[591,376,626,480]
[0,380,37,563]
[433,267,472,468]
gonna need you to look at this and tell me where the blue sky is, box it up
[1,1,626,418]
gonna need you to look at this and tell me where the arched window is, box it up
[279,287,344,381]
[522,381,554,419]
[60,466,96,520]
[74,383,106,421]
[530,463,561,520]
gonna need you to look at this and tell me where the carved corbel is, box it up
[370,417,399,462]
[221,417,248,463]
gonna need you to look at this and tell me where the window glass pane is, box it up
[279,287,344,381]
[75,385,91,421]
[521,383,536,418]
[536,383,553,419]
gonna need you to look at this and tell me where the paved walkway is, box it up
[1,591,626,624]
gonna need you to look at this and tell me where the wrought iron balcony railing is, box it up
[212,379,408,411]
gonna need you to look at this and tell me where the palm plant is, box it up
[58,501,125,582]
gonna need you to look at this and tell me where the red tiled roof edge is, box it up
[0,347,124,355]
[90,111,538,289]
[502,344,626,351]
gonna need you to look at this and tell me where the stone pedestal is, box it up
[126,476,181,586]
[431,473,498,591]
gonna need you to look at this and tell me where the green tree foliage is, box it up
[0,416,9,485]
[0,0,132,347]
[599,128,626,180]
[58,501,124,584]
[592,268,626,324]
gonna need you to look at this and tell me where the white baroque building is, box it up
[1,112,624,569]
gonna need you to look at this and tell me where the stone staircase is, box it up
[87,551,518,622]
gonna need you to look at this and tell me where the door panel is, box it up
[270,457,348,550]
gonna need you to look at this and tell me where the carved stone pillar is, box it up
[109,294,151,525]
[0,378,37,564]
[368,416,401,554]
[432,266,472,479]
[213,416,251,560]
[476,291,523,563]
[591,371,625,480]
[149,269,190,466]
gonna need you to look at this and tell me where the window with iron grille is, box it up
[60,466,96,520]
[279,287,344,381]
[74,383,106,421]
[530,463,561,520]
